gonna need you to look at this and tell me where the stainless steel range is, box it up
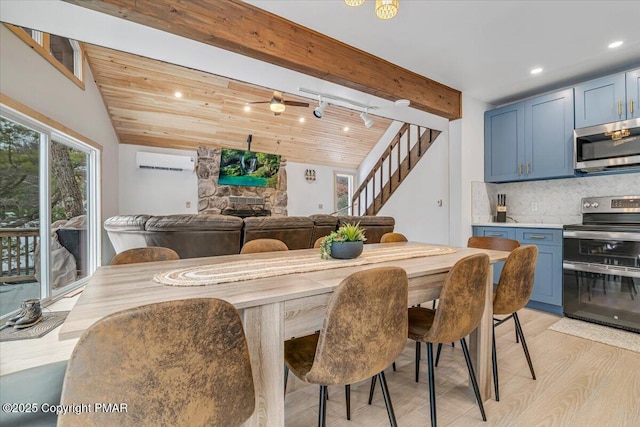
[563,195,640,333]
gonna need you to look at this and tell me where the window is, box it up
[4,24,84,89]
[335,173,354,215]
[0,103,100,319]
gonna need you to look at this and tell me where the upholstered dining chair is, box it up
[240,238,289,254]
[404,253,490,427]
[487,245,538,401]
[380,232,408,243]
[110,246,180,265]
[284,267,409,427]
[58,299,255,427]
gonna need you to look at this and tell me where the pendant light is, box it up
[375,0,399,19]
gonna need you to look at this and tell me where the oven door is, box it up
[563,230,640,332]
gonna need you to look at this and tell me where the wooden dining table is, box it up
[59,242,508,426]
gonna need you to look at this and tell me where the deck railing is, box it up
[0,228,39,283]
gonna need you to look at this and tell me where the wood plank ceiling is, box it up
[84,44,392,169]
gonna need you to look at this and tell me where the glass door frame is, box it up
[1,106,101,308]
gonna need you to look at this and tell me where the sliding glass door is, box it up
[0,113,100,319]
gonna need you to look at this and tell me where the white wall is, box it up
[376,131,450,245]
[0,25,120,263]
[287,161,357,216]
[450,94,492,246]
[118,144,198,215]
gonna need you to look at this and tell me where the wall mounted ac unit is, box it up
[136,151,195,172]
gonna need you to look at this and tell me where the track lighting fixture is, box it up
[313,97,328,119]
[360,110,374,128]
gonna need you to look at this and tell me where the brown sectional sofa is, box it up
[104,214,395,260]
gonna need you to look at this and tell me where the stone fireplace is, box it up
[197,146,288,216]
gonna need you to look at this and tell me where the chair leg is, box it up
[284,365,289,395]
[427,342,437,427]
[435,343,443,367]
[319,385,327,427]
[492,325,500,401]
[513,312,536,380]
[392,361,397,371]
[378,371,398,427]
[345,384,351,421]
[460,338,487,421]
[416,341,421,382]
[368,375,377,405]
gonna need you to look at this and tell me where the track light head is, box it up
[360,110,374,128]
[313,98,328,119]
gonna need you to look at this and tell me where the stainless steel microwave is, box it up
[574,117,640,172]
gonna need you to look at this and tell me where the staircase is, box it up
[352,123,441,216]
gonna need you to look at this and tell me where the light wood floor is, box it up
[2,303,639,426]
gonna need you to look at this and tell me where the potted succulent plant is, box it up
[320,222,366,260]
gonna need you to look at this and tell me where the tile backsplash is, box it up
[472,173,640,225]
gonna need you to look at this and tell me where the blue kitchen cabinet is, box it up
[574,73,627,128]
[472,226,563,314]
[524,89,575,180]
[627,68,640,119]
[484,103,524,183]
[485,89,574,183]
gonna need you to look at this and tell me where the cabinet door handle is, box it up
[518,163,523,175]
[618,100,623,117]
[631,99,635,116]
[526,163,531,175]
[528,235,547,239]
[488,233,503,237]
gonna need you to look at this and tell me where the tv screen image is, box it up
[218,148,281,188]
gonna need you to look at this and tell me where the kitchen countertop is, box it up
[472,222,565,229]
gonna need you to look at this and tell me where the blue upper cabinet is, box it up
[484,102,524,182]
[524,89,575,180]
[574,72,627,128]
[627,68,640,120]
[485,89,574,183]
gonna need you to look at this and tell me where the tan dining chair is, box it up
[58,299,255,427]
[110,246,180,265]
[404,253,490,426]
[313,236,325,248]
[380,232,408,243]
[240,238,289,254]
[284,267,408,427]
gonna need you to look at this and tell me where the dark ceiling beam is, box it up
[63,0,462,119]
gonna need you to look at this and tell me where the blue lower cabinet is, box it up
[472,226,563,314]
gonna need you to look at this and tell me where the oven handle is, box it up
[563,262,640,278]
[563,230,640,242]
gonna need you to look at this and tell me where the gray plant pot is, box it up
[330,241,364,259]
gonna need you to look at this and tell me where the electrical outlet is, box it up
[318,203,323,209]
[531,202,538,212]
[186,201,191,208]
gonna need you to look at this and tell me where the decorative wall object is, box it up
[304,169,316,183]
[197,146,288,216]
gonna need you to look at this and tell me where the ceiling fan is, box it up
[248,91,309,115]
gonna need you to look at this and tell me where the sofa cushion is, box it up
[145,214,243,231]
[309,214,339,244]
[104,215,151,231]
[243,217,314,250]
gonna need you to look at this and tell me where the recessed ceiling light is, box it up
[608,40,623,49]
[530,67,543,75]
[174,91,183,98]
[244,105,251,112]
[299,117,305,123]
[343,126,349,132]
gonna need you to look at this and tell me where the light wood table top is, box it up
[59,242,508,426]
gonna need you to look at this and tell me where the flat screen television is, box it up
[218,148,281,188]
